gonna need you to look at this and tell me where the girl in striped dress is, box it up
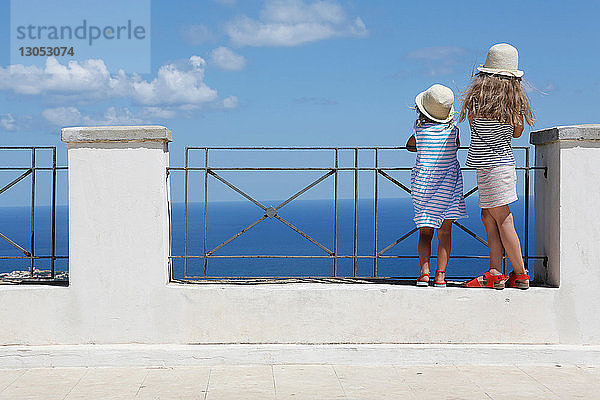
[407,84,467,287]
[459,43,534,289]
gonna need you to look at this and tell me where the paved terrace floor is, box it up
[1,364,599,399]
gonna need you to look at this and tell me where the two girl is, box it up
[409,43,533,289]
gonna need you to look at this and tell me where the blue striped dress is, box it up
[410,122,468,228]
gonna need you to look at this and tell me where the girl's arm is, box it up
[406,134,417,152]
[513,115,525,138]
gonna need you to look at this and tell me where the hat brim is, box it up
[477,66,524,78]
[415,91,455,124]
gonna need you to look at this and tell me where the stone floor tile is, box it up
[457,365,559,400]
[578,365,600,379]
[135,366,211,400]
[519,364,600,399]
[334,365,413,400]
[273,364,345,400]
[396,365,489,400]
[0,369,27,393]
[205,365,275,400]
[0,367,86,400]
[65,366,148,400]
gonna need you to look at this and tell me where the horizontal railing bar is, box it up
[0,255,68,259]
[0,167,68,171]
[183,146,533,150]
[167,167,538,171]
[170,255,546,259]
[0,146,58,150]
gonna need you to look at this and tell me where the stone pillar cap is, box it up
[61,125,172,143]
[531,124,600,145]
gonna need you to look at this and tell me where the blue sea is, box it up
[0,197,535,280]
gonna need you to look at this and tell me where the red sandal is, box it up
[416,273,429,287]
[507,271,530,289]
[434,269,446,288]
[465,271,506,289]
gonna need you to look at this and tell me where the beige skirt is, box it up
[476,165,517,208]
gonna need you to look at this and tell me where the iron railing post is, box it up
[333,148,338,276]
[354,148,358,276]
[51,147,56,278]
[184,148,189,277]
[374,148,378,277]
[204,148,209,276]
[30,148,36,276]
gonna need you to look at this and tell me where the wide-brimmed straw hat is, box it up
[415,84,455,123]
[477,43,524,78]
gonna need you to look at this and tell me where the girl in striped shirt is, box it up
[459,43,534,289]
[407,84,467,287]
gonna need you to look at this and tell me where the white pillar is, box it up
[61,126,171,343]
[531,124,600,344]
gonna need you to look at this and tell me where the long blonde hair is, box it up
[459,73,534,126]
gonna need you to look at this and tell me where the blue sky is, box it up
[0,0,597,204]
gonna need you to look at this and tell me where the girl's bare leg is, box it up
[481,209,504,275]
[418,227,434,281]
[487,205,526,275]
[435,219,453,282]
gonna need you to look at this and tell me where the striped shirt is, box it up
[414,122,459,169]
[466,118,515,168]
[411,122,467,228]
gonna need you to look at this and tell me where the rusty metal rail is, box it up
[167,146,547,282]
[0,147,68,281]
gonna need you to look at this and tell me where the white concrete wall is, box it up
[0,125,598,348]
[532,125,600,344]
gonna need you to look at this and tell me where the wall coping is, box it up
[61,125,172,143]
[530,124,600,145]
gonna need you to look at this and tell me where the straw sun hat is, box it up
[415,84,455,124]
[477,43,524,78]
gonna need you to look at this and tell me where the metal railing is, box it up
[0,147,68,282]
[168,146,547,283]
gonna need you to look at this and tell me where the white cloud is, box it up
[42,107,82,126]
[0,56,219,107]
[181,24,214,46]
[222,96,239,109]
[1,114,17,131]
[225,0,367,47]
[209,47,247,71]
[0,55,240,129]
[142,107,178,119]
[405,46,470,76]
[0,58,113,96]
[0,113,32,131]
[41,102,228,127]
[130,56,218,106]
[42,106,143,126]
